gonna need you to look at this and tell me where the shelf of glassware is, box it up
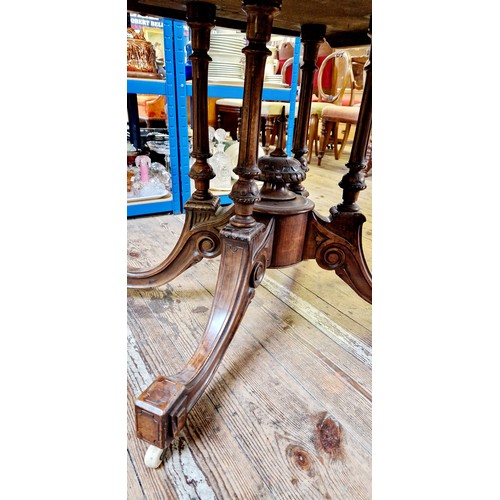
[127,78,180,216]
[127,17,186,217]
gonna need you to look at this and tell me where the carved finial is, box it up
[257,107,305,201]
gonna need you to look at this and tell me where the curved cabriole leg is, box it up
[135,219,275,450]
[127,202,233,288]
[304,210,371,303]
[135,0,281,463]
[305,30,372,303]
[290,23,326,196]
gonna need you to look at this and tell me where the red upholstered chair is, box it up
[277,40,295,85]
[279,40,333,90]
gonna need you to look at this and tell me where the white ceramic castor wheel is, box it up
[144,445,164,468]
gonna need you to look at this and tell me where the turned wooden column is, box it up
[186,1,216,201]
[337,38,372,213]
[228,0,282,228]
[290,23,326,196]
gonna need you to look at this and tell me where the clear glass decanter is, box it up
[208,130,233,191]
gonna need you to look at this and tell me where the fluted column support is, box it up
[290,23,326,196]
[228,0,282,228]
[186,1,217,201]
[336,33,372,213]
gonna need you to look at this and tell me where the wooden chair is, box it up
[307,50,355,163]
[273,44,360,164]
[315,51,372,164]
[317,103,359,162]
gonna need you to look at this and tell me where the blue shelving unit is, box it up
[172,20,193,208]
[127,78,166,95]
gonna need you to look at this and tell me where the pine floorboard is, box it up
[127,148,372,499]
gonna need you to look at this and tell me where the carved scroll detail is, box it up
[304,210,371,303]
[127,204,233,288]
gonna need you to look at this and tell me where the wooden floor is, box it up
[127,149,372,499]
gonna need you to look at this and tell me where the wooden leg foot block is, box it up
[135,377,187,449]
